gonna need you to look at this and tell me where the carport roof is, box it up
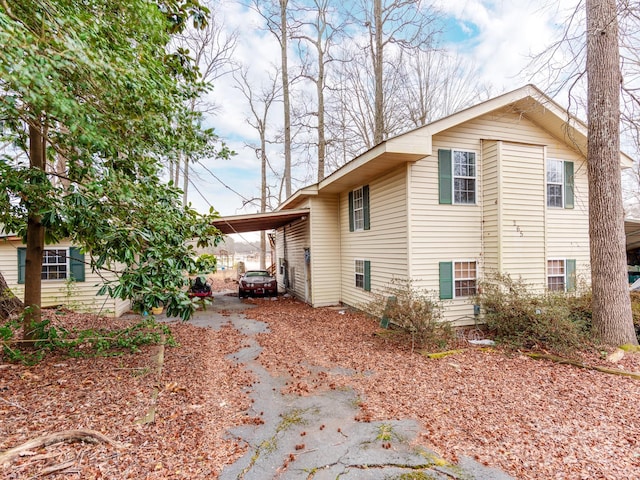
[212,209,309,235]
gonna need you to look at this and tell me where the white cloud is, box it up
[432,0,581,91]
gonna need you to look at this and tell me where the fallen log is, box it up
[0,429,123,465]
[420,349,467,359]
[524,352,640,380]
[135,335,166,425]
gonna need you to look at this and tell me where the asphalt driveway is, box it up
[162,292,513,480]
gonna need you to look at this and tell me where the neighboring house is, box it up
[213,85,633,324]
[0,233,130,317]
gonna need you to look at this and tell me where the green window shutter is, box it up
[363,184,370,230]
[566,259,576,292]
[564,161,574,209]
[69,247,85,282]
[17,248,26,284]
[439,261,453,299]
[438,149,452,204]
[348,191,354,232]
[364,260,371,292]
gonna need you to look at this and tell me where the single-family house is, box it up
[213,85,633,324]
[0,232,130,317]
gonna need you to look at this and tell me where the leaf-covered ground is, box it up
[1,294,639,479]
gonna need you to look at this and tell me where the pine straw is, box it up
[2,299,639,479]
[247,297,640,480]
[0,311,253,479]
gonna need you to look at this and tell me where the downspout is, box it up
[283,225,289,289]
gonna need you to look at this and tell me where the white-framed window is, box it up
[354,259,371,291]
[41,249,68,280]
[355,259,365,289]
[18,247,85,284]
[547,259,566,291]
[454,261,477,297]
[439,260,477,299]
[348,185,370,232]
[547,259,577,292]
[453,150,476,204]
[547,159,564,208]
[353,187,364,230]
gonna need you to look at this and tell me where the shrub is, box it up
[475,273,590,353]
[365,278,452,350]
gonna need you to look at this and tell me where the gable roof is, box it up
[280,84,633,210]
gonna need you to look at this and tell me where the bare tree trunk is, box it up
[24,120,46,340]
[373,0,384,145]
[174,154,180,187]
[586,0,638,345]
[316,25,326,182]
[281,0,292,198]
[260,132,267,269]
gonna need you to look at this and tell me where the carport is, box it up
[212,209,309,235]
[626,219,640,252]
[212,209,311,296]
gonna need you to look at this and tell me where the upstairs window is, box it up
[547,159,574,209]
[348,185,370,231]
[353,187,364,230]
[547,160,564,208]
[438,149,476,205]
[453,151,476,204]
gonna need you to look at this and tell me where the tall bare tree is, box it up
[400,50,491,128]
[586,0,637,345]
[357,0,439,145]
[291,0,345,182]
[234,66,282,269]
[252,0,293,198]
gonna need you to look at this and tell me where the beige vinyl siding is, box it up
[0,239,129,317]
[546,145,590,282]
[499,142,546,288]
[309,195,341,306]
[340,167,408,308]
[408,107,589,323]
[482,140,500,274]
[276,218,310,301]
[409,141,482,324]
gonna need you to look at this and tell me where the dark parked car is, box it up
[238,270,278,298]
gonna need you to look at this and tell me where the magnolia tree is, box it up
[0,0,229,339]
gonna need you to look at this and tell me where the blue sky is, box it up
[188,0,580,229]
